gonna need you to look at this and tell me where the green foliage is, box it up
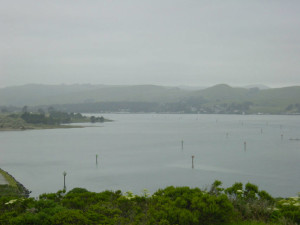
[90,116,104,123]
[0,185,21,197]
[0,182,298,225]
[258,191,275,203]
[244,183,259,200]
[0,169,29,197]
[0,111,109,130]
[51,209,90,225]
[0,169,18,188]
[209,180,224,195]
[66,187,89,195]
[39,190,66,203]
[150,185,234,225]
[225,182,244,199]
[21,112,48,124]
[276,196,300,224]
[225,182,278,223]
[0,115,30,130]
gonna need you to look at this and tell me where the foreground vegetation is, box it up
[0,180,299,225]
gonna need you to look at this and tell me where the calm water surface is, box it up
[0,114,299,197]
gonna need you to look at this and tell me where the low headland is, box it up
[0,111,112,131]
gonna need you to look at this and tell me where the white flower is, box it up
[267,207,279,211]
[237,190,243,193]
[5,199,18,205]
[293,203,300,207]
[282,202,290,206]
[124,191,136,200]
[142,188,150,197]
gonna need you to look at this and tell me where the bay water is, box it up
[0,114,299,197]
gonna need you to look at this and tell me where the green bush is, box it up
[0,182,298,225]
[276,196,300,224]
[149,186,234,225]
[51,209,90,225]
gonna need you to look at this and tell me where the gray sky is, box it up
[1,0,300,88]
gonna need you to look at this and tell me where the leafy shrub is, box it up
[150,186,234,225]
[225,182,277,223]
[0,182,298,225]
[67,187,89,195]
[51,209,90,225]
[276,196,300,224]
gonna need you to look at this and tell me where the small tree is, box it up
[90,116,96,123]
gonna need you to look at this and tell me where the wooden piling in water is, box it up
[63,171,67,190]
[191,155,195,169]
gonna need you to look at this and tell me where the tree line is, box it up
[14,108,105,125]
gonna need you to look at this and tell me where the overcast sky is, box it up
[1,0,300,88]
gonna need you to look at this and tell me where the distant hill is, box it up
[1,84,300,114]
[194,84,249,102]
[243,84,270,90]
[177,85,207,91]
[0,84,187,106]
[0,84,101,106]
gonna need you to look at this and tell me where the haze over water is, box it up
[0,114,299,197]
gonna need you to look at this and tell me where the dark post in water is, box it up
[181,140,184,150]
[191,155,195,169]
[63,171,67,190]
[244,141,246,151]
[96,154,98,164]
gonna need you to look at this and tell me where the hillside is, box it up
[0,84,187,106]
[194,84,250,102]
[1,84,300,114]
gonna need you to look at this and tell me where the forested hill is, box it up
[1,84,300,114]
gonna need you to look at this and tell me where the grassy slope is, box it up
[190,85,300,113]
[0,115,33,130]
[195,84,250,102]
[0,169,24,197]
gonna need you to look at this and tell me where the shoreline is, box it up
[0,124,84,132]
[0,113,112,132]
